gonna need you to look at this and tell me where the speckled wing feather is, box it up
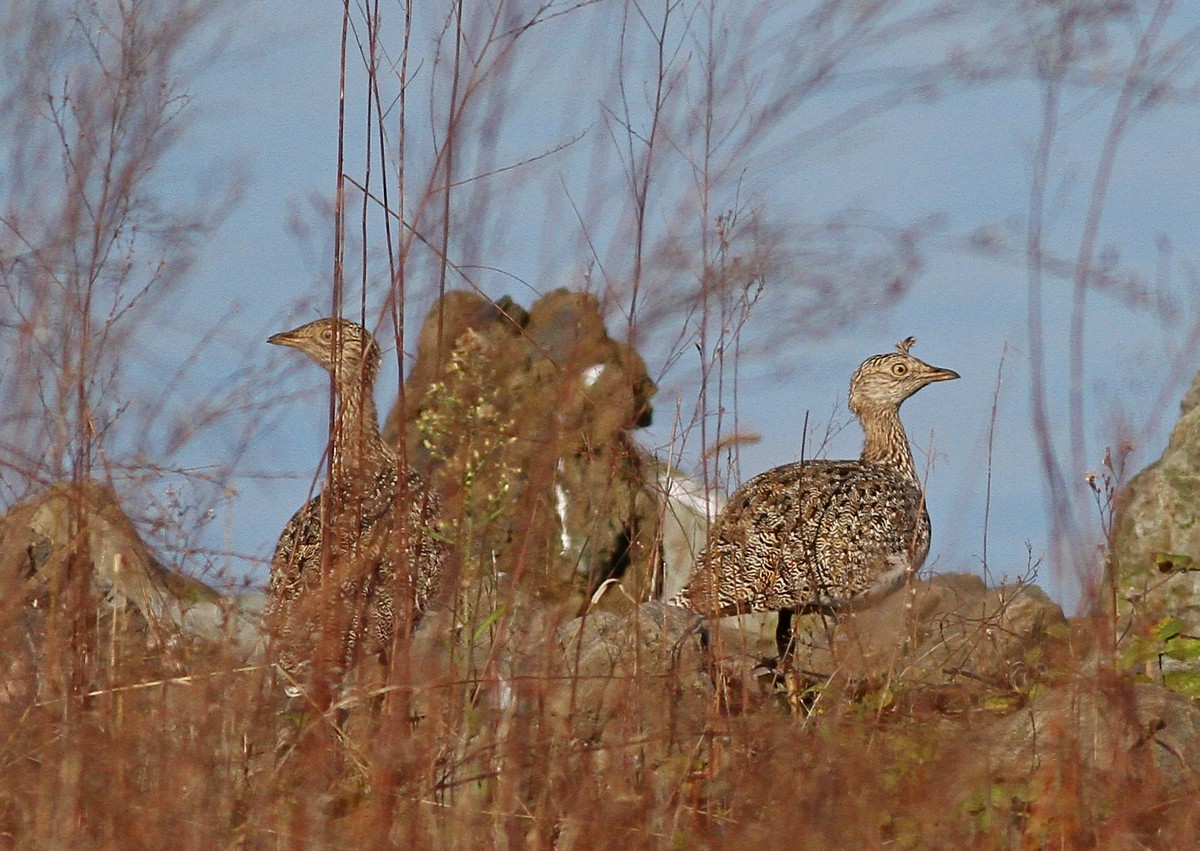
[677,459,930,617]
[267,464,446,674]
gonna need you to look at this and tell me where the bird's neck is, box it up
[331,374,390,479]
[858,405,918,484]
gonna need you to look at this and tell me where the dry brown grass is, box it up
[0,604,1198,848]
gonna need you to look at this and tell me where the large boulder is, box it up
[815,572,1066,690]
[1111,367,1200,685]
[979,678,1200,782]
[706,572,1067,711]
[921,675,1200,846]
[552,602,711,742]
[384,289,659,617]
[0,481,262,661]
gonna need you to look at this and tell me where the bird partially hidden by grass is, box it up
[671,337,959,661]
[267,317,447,700]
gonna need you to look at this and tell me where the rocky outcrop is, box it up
[509,572,1069,738]
[701,572,1067,713]
[1111,367,1200,685]
[0,480,262,659]
[384,289,660,617]
[811,573,1066,690]
[979,678,1200,783]
[552,602,711,741]
[912,675,1200,848]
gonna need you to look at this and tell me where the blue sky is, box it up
[93,1,1200,613]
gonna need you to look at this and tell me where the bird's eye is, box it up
[892,363,908,376]
[320,328,333,341]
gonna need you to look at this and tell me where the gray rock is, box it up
[978,679,1200,784]
[654,463,720,601]
[826,573,1065,689]
[708,573,1066,701]
[1112,367,1200,678]
[552,602,711,740]
[0,480,263,656]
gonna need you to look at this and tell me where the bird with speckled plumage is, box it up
[267,317,447,692]
[671,337,959,658]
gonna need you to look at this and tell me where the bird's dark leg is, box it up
[670,612,708,660]
[775,608,794,663]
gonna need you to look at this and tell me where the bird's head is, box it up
[268,317,382,390]
[848,336,959,418]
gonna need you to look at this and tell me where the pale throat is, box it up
[330,368,389,478]
[858,405,918,483]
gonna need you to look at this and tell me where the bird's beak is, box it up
[924,366,960,382]
[268,330,301,348]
